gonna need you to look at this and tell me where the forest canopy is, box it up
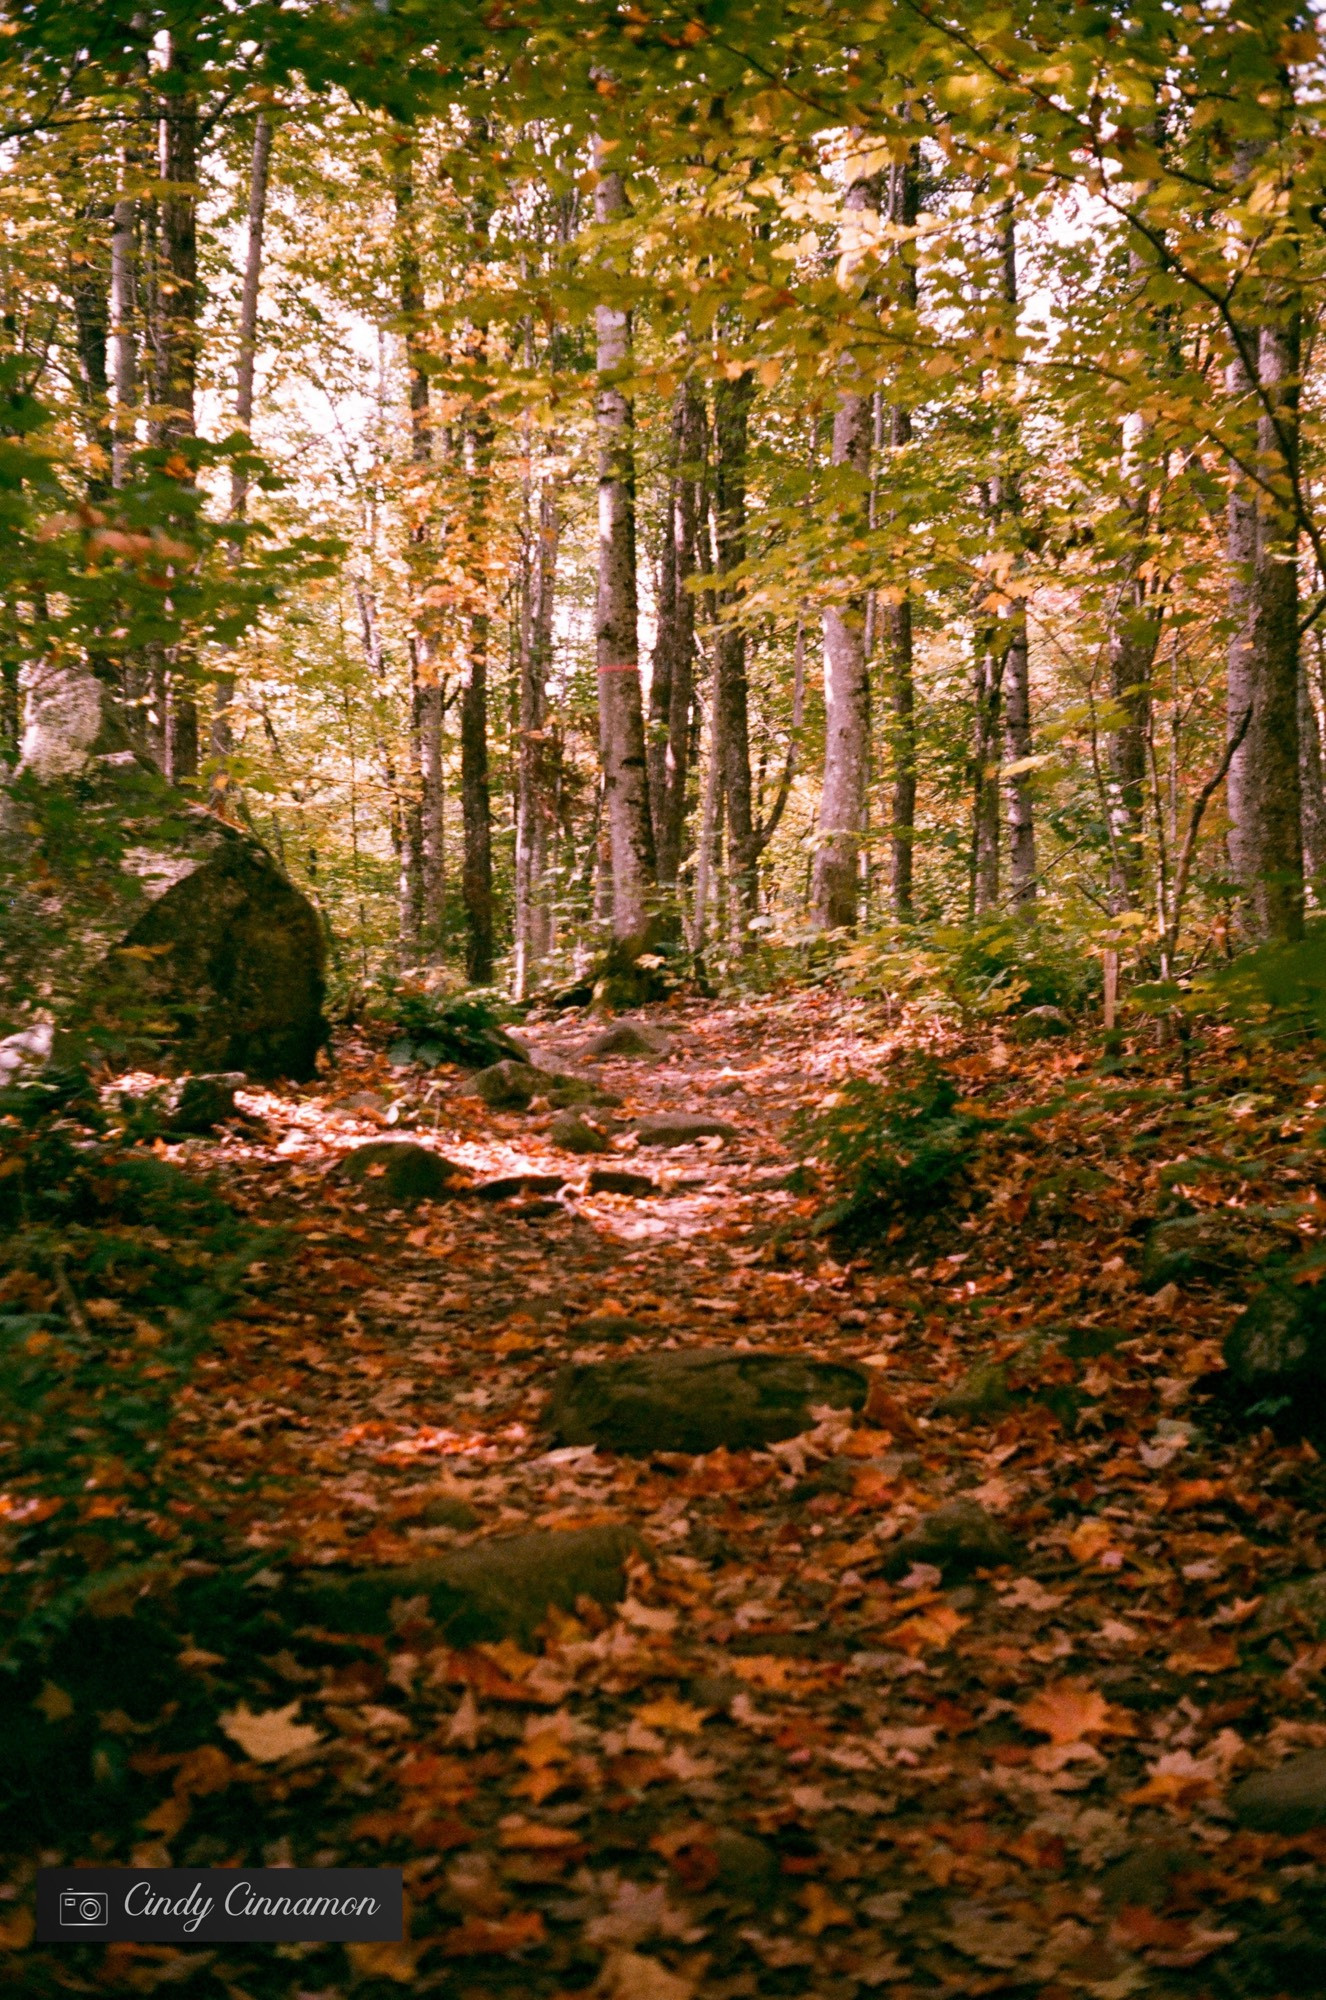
[1,0,1323,1024]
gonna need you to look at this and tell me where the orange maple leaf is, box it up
[1017,1680,1113,1745]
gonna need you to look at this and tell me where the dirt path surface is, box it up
[10,994,1326,1998]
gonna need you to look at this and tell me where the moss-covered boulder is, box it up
[633,1111,738,1147]
[1141,1211,1266,1292]
[548,1349,869,1456]
[335,1141,468,1204]
[1222,1279,1326,1430]
[550,1110,610,1155]
[885,1498,1018,1578]
[297,1525,643,1645]
[586,1022,671,1059]
[3,677,325,1081]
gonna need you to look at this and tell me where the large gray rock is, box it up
[546,1074,622,1110]
[165,1072,246,1134]
[466,1059,551,1109]
[336,1141,467,1204]
[550,1110,610,1155]
[585,1022,670,1059]
[1142,1212,1264,1292]
[548,1348,869,1456]
[1257,1574,1326,1639]
[1231,1752,1326,1833]
[588,1167,656,1197]
[1013,1005,1070,1043]
[634,1112,738,1147]
[885,1498,1018,1578]
[1223,1280,1326,1425]
[297,1525,642,1645]
[4,676,326,1082]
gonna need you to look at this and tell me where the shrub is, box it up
[388,987,525,1069]
[793,1054,982,1242]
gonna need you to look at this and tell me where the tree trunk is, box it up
[1299,658,1326,901]
[996,205,1036,910]
[811,162,879,931]
[1105,544,1162,912]
[515,478,559,996]
[971,636,1003,917]
[593,151,655,936]
[109,164,137,492]
[1227,310,1304,943]
[153,31,200,783]
[714,368,758,924]
[461,411,495,984]
[883,148,919,922]
[650,379,703,892]
[209,112,273,809]
[71,207,113,490]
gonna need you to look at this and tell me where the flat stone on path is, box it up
[885,1498,1018,1578]
[633,1111,738,1147]
[588,1167,656,1197]
[474,1173,567,1203]
[298,1524,642,1646]
[466,1060,553,1109]
[1230,1752,1326,1833]
[585,1022,670,1059]
[334,1140,466,1204]
[550,1110,610,1154]
[548,1348,869,1455]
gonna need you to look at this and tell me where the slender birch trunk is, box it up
[593,149,655,936]
[209,112,272,810]
[811,156,879,930]
[997,206,1036,910]
[883,147,919,921]
[515,477,559,996]
[714,368,758,924]
[153,30,200,782]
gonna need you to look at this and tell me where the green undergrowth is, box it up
[0,1074,278,1678]
[793,1054,987,1243]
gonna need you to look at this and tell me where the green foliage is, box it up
[840,918,1100,1023]
[0,1092,275,1658]
[1134,922,1326,1043]
[793,1054,983,1242]
[387,984,525,1069]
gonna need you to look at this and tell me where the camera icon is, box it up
[59,1890,109,1928]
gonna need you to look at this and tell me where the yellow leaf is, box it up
[801,1882,853,1935]
[218,1701,322,1763]
[140,1794,190,1838]
[634,1696,710,1735]
[595,1948,695,2000]
[345,1939,423,1982]
[1067,1518,1117,1564]
[34,1681,73,1723]
[0,1907,34,1950]
[729,1655,794,1692]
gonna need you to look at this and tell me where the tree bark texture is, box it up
[971,637,1003,917]
[1299,659,1326,898]
[593,156,655,935]
[1226,312,1304,942]
[883,148,919,922]
[996,206,1035,910]
[152,32,200,782]
[461,416,495,983]
[210,113,273,804]
[812,165,879,931]
[515,478,559,996]
[649,379,703,889]
[714,369,758,923]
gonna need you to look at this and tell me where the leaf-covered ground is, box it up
[5,993,1326,1999]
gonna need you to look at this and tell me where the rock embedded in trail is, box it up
[164,1071,246,1134]
[633,1111,738,1148]
[1230,1752,1326,1834]
[297,1524,642,1646]
[585,1021,671,1059]
[474,1172,567,1203]
[1141,1211,1265,1292]
[546,1075,622,1110]
[549,1110,610,1155]
[1012,1004,1071,1042]
[466,1059,552,1109]
[1222,1279,1326,1429]
[885,1497,1018,1578]
[587,1167,657,1197]
[548,1348,869,1455]
[335,1141,467,1205]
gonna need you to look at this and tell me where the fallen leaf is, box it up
[345,1939,425,1982]
[595,1948,695,2000]
[218,1701,322,1763]
[635,1695,710,1734]
[800,1882,852,1935]
[1017,1680,1113,1745]
[443,1911,546,1956]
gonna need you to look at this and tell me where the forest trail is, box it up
[13,996,1326,1998]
